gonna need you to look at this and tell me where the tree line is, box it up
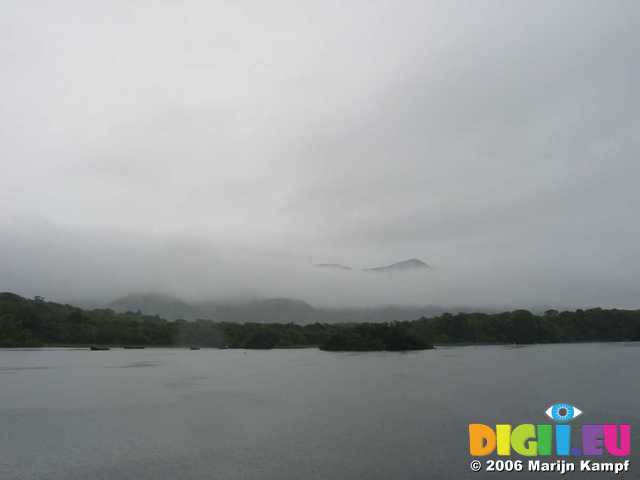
[1,292,639,350]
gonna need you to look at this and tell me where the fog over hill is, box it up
[1,221,640,312]
[106,292,474,324]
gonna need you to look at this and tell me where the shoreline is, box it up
[1,339,638,351]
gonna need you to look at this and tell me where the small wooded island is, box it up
[1,292,639,350]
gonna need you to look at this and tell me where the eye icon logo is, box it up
[545,403,582,423]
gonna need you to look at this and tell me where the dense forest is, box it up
[1,292,640,350]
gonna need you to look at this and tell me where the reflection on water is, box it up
[0,344,638,479]
[0,366,53,372]
[115,361,163,368]
[165,375,209,390]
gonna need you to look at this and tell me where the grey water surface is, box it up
[0,344,638,479]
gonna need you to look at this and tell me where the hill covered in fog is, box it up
[312,258,431,273]
[107,293,462,324]
[363,258,431,273]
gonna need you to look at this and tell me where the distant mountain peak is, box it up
[363,258,431,273]
[313,263,353,271]
[109,293,192,318]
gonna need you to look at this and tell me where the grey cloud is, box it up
[1,0,639,309]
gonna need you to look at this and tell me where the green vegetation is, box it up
[320,323,430,351]
[1,293,640,350]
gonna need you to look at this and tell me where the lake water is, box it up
[0,344,638,479]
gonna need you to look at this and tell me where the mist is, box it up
[1,0,639,310]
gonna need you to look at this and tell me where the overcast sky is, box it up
[1,0,639,308]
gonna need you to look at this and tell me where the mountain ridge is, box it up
[313,258,431,272]
[363,258,431,272]
[106,293,472,324]
[313,263,353,271]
